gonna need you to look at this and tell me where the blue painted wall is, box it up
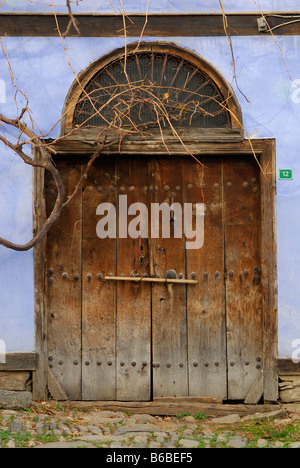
[1,0,300,358]
[1,0,300,13]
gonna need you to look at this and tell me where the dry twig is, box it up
[64,0,80,36]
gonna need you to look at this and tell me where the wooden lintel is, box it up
[1,12,300,37]
[45,137,272,158]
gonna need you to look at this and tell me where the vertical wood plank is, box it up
[81,157,117,400]
[33,152,47,401]
[184,156,227,399]
[224,156,264,401]
[116,156,152,401]
[151,156,188,398]
[260,142,278,402]
[45,159,82,400]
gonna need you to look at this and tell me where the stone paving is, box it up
[0,403,300,449]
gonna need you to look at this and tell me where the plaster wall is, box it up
[1,0,300,13]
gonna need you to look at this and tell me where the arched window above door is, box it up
[62,43,243,139]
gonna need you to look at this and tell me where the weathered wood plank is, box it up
[151,157,188,398]
[1,13,300,37]
[81,157,117,400]
[278,359,300,376]
[46,136,270,158]
[116,157,152,401]
[260,141,278,402]
[46,159,82,400]
[224,156,264,401]
[0,353,36,372]
[48,368,69,401]
[33,153,47,400]
[154,397,222,404]
[62,127,243,142]
[244,371,264,405]
[57,399,279,417]
[185,157,227,400]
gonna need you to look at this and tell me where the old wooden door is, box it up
[45,154,263,402]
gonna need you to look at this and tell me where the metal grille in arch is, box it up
[73,51,230,129]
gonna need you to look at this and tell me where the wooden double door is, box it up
[46,154,263,402]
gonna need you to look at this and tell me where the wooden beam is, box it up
[260,139,278,402]
[0,353,36,371]
[33,154,48,401]
[54,399,279,417]
[1,12,300,37]
[278,358,300,376]
[46,136,272,157]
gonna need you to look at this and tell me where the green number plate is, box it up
[279,169,293,180]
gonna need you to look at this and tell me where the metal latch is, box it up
[104,276,197,284]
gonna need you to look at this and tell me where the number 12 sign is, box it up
[279,169,293,180]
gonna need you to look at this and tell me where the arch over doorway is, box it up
[60,42,243,139]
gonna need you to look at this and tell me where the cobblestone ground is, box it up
[0,403,300,449]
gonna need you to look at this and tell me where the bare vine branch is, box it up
[218,0,250,103]
[64,0,80,36]
[0,116,65,251]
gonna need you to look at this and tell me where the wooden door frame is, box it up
[33,136,278,403]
